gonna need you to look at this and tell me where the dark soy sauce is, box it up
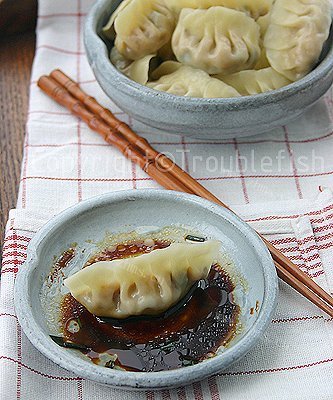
[60,240,240,372]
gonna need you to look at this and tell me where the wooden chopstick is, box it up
[37,76,192,194]
[48,73,332,295]
[46,70,333,316]
[37,71,333,318]
[49,69,213,197]
[276,265,333,318]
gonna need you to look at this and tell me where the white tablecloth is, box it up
[1,1,333,398]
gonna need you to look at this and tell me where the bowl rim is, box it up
[14,189,278,389]
[84,0,333,109]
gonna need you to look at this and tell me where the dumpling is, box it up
[264,0,332,81]
[168,0,273,20]
[64,240,220,319]
[257,10,272,36]
[254,12,272,69]
[110,47,158,85]
[147,63,241,98]
[150,60,183,80]
[102,0,132,41]
[219,67,291,95]
[103,0,175,60]
[172,7,261,75]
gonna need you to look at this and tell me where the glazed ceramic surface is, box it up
[15,190,278,390]
[84,0,333,139]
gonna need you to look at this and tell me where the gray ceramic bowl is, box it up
[84,0,333,139]
[15,190,278,390]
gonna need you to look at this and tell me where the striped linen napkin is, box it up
[2,0,333,399]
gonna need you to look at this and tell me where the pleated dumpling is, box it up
[168,0,273,19]
[150,60,184,80]
[102,0,131,40]
[64,240,220,319]
[147,63,241,98]
[219,68,292,95]
[264,0,332,81]
[254,11,272,70]
[110,47,157,85]
[172,7,261,75]
[104,0,175,60]
[257,10,272,36]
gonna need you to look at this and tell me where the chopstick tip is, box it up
[37,75,50,87]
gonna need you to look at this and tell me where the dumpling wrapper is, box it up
[254,11,272,70]
[168,0,273,20]
[147,63,241,98]
[64,240,220,319]
[103,0,175,60]
[264,0,332,81]
[219,67,292,95]
[102,0,131,41]
[172,7,261,75]
[110,47,158,85]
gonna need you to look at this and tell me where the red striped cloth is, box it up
[2,0,333,398]
[2,189,333,399]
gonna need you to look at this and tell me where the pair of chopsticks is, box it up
[38,70,333,318]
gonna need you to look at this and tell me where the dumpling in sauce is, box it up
[219,67,292,95]
[103,0,175,60]
[172,7,261,75]
[264,0,332,81]
[64,240,220,319]
[147,63,241,98]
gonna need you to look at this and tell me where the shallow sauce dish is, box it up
[84,0,333,139]
[15,190,278,390]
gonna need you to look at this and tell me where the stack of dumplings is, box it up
[103,0,332,98]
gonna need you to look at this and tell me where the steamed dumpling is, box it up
[102,0,131,41]
[219,67,291,95]
[264,0,332,81]
[104,0,175,60]
[147,63,241,98]
[110,47,157,85]
[172,7,261,75]
[168,0,273,19]
[254,12,272,70]
[64,240,220,319]
[257,10,272,36]
[150,60,184,80]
